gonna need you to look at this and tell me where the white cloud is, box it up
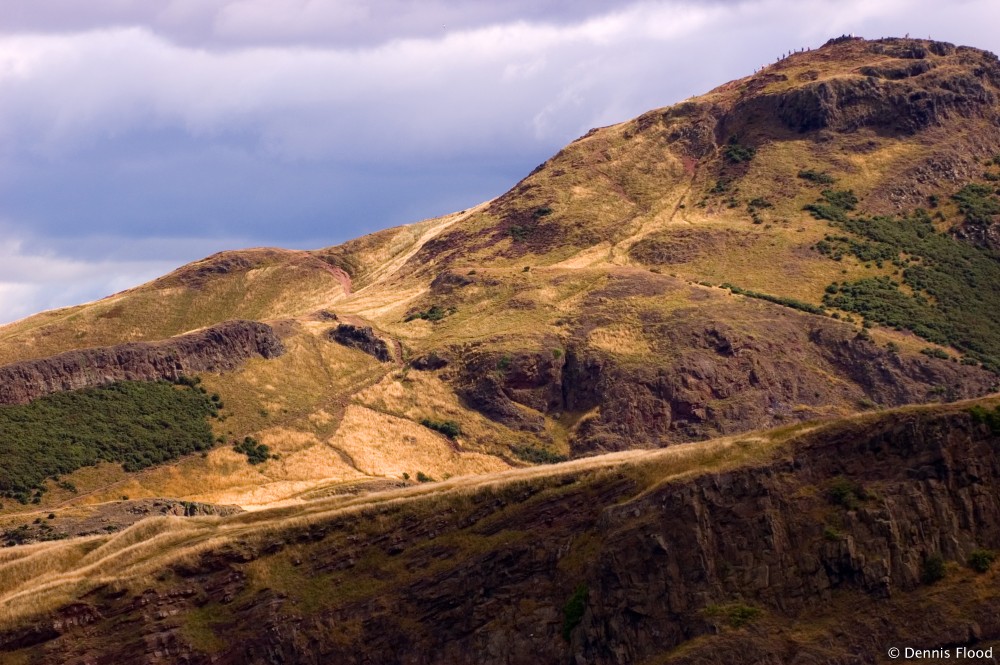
[0,236,190,325]
[2,1,997,163]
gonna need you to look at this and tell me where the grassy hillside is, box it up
[0,37,997,514]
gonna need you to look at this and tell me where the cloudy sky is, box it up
[1,0,999,324]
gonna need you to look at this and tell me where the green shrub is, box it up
[416,471,435,483]
[805,189,858,222]
[0,381,217,499]
[798,169,836,185]
[420,418,462,439]
[828,476,866,509]
[509,225,531,242]
[512,445,568,465]
[722,283,825,315]
[968,548,997,573]
[711,178,731,194]
[968,405,1000,434]
[724,140,756,164]
[952,183,1000,227]
[561,584,589,641]
[233,437,273,465]
[405,305,449,322]
[703,603,761,628]
[822,189,858,210]
[921,554,946,584]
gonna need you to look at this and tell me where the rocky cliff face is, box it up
[327,324,393,362]
[449,300,996,454]
[0,320,284,405]
[755,42,1000,135]
[5,402,999,664]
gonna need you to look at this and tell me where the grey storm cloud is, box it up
[0,0,999,323]
[0,0,673,48]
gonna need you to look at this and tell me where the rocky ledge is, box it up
[0,320,285,405]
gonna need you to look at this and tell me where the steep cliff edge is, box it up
[0,320,285,405]
[2,399,998,663]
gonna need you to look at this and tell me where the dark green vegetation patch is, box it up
[420,418,462,439]
[818,210,1000,372]
[233,436,274,465]
[969,404,1000,434]
[804,189,858,222]
[952,183,1000,228]
[511,444,568,465]
[0,381,217,503]
[968,548,997,573]
[561,584,589,641]
[723,139,756,164]
[405,305,453,322]
[798,169,836,185]
[720,283,826,316]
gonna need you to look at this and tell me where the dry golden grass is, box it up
[588,325,654,357]
[355,370,543,456]
[330,404,509,479]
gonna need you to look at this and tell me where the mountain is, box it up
[1,35,1000,663]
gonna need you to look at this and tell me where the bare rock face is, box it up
[327,324,393,362]
[452,309,995,455]
[952,218,1000,252]
[723,41,1000,136]
[0,320,285,405]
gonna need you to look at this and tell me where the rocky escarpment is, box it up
[3,403,999,664]
[327,324,394,362]
[721,39,1000,137]
[450,302,996,454]
[0,320,284,405]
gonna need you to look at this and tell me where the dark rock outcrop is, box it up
[715,39,1000,139]
[429,270,474,294]
[451,307,995,454]
[0,320,285,405]
[313,309,339,321]
[749,65,996,135]
[952,217,1000,252]
[410,351,450,371]
[327,324,393,362]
